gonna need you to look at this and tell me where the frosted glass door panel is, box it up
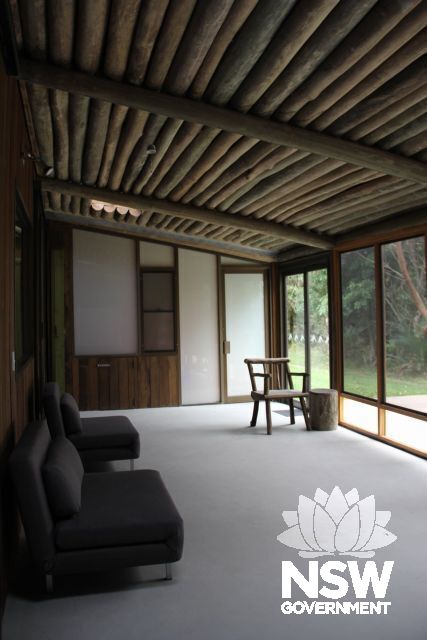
[73,230,138,355]
[179,249,220,404]
[225,273,265,397]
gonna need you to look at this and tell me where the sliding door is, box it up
[223,271,267,401]
[179,249,220,405]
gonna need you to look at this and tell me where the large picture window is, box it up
[284,266,330,390]
[382,236,426,413]
[341,247,377,399]
[339,232,427,455]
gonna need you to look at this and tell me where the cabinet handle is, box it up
[223,340,230,354]
[97,363,111,368]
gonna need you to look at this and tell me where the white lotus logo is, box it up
[277,487,396,558]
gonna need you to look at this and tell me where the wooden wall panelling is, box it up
[136,355,179,408]
[124,357,138,409]
[118,358,130,409]
[0,64,37,619]
[136,356,151,408]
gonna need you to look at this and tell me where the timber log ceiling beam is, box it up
[20,58,427,187]
[44,210,276,264]
[40,178,334,250]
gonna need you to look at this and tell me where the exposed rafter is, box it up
[41,178,334,249]
[44,210,276,263]
[20,58,427,186]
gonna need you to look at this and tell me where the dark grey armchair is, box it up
[10,421,184,592]
[43,382,140,467]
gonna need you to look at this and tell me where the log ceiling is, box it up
[9,0,427,260]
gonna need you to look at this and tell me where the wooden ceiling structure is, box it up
[8,0,427,261]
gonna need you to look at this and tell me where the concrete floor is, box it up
[4,402,427,640]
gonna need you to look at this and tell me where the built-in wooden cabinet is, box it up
[72,355,180,410]
[74,357,137,410]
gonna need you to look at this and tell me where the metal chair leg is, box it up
[250,401,259,426]
[46,574,53,593]
[265,400,272,435]
[164,563,172,580]
[130,459,135,471]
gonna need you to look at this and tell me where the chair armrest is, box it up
[252,373,271,395]
[289,372,310,392]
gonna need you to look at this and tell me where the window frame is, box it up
[339,244,379,402]
[334,224,427,457]
[281,254,333,391]
[140,266,178,354]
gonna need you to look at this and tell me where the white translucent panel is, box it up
[140,241,174,267]
[225,273,265,397]
[179,249,220,404]
[342,398,378,434]
[386,411,427,453]
[73,230,138,355]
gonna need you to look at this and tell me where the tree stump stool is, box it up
[309,389,338,431]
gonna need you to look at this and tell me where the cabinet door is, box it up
[76,357,137,410]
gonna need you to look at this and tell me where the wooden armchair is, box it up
[244,358,310,435]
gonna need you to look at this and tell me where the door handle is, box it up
[223,340,230,354]
[97,363,111,368]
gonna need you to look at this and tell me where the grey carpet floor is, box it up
[4,402,427,640]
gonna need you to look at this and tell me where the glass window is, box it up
[308,269,330,388]
[284,268,330,391]
[341,248,377,399]
[382,236,427,413]
[141,271,176,352]
[286,273,306,376]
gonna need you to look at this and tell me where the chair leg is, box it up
[164,563,172,581]
[250,401,259,427]
[289,399,295,424]
[265,400,272,435]
[301,397,311,431]
[45,574,53,594]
